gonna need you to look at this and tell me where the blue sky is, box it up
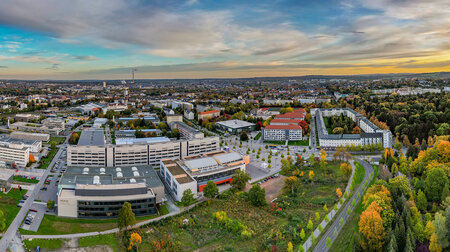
[0,0,449,79]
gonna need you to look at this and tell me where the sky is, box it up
[0,0,449,80]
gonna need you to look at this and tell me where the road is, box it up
[0,135,70,252]
[311,158,373,252]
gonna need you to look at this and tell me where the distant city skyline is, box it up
[0,0,449,79]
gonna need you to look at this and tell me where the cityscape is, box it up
[0,1,449,252]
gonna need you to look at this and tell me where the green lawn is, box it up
[78,233,120,252]
[263,140,285,145]
[288,140,309,146]
[23,239,64,250]
[107,161,348,251]
[49,136,65,145]
[329,165,379,252]
[0,189,27,232]
[254,132,262,140]
[12,176,39,184]
[38,147,58,169]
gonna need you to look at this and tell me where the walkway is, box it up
[309,158,373,252]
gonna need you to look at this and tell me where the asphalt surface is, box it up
[311,158,374,252]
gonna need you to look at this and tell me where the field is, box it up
[263,140,286,145]
[38,147,58,169]
[12,176,39,184]
[110,161,348,251]
[49,136,66,145]
[254,132,262,140]
[78,233,120,252]
[0,189,27,231]
[288,140,309,146]
[23,238,64,250]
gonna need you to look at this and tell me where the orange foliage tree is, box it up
[29,154,35,163]
[358,202,385,251]
[128,232,142,251]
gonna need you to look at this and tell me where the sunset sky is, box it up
[0,0,449,79]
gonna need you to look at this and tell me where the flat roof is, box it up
[0,137,39,146]
[115,137,170,145]
[78,129,105,146]
[60,165,163,189]
[161,159,194,184]
[216,119,255,129]
[265,124,302,130]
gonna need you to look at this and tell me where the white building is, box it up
[0,141,30,167]
[263,125,302,141]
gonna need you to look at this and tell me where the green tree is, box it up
[203,181,219,199]
[181,189,196,207]
[416,189,427,212]
[117,202,136,230]
[433,212,449,249]
[50,141,56,149]
[230,170,251,191]
[425,168,449,202]
[300,228,305,240]
[47,200,55,210]
[240,131,249,141]
[248,184,266,207]
[307,219,314,230]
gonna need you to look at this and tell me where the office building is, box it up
[170,121,204,139]
[57,165,164,218]
[215,120,256,134]
[0,141,30,167]
[10,131,50,142]
[115,129,162,138]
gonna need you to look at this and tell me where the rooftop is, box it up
[115,136,170,145]
[265,124,302,130]
[199,110,219,115]
[78,129,105,146]
[216,119,255,129]
[161,159,194,184]
[275,112,305,119]
[270,119,303,124]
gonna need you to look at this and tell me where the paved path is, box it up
[310,158,373,252]
[22,200,202,240]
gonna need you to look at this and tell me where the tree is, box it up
[425,168,448,202]
[436,123,450,136]
[332,127,344,134]
[287,242,293,252]
[388,175,412,198]
[248,184,266,207]
[326,237,332,248]
[336,188,343,198]
[340,163,352,178]
[309,153,315,166]
[309,171,315,183]
[69,131,79,145]
[300,228,305,240]
[352,126,362,134]
[433,212,449,249]
[181,189,196,207]
[283,176,299,195]
[117,202,136,230]
[416,189,427,212]
[425,221,436,240]
[240,131,249,141]
[203,181,219,199]
[429,232,442,252]
[29,154,35,163]
[47,200,55,210]
[50,141,57,149]
[315,212,320,221]
[359,202,385,252]
[128,232,142,251]
[231,170,251,191]
[307,219,314,230]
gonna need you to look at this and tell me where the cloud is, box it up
[73,55,98,61]
[0,55,60,64]
[0,66,7,68]
[45,63,60,70]
[397,60,450,69]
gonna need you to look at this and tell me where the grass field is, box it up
[49,136,65,145]
[329,165,379,252]
[12,176,39,184]
[38,147,58,169]
[0,189,27,231]
[254,132,262,140]
[23,239,64,250]
[288,140,309,146]
[78,233,120,252]
[108,161,348,251]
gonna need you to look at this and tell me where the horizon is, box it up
[1,0,450,79]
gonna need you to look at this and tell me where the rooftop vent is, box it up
[116,167,122,172]
[131,167,138,171]
[133,171,140,177]
[100,168,106,174]
[117,172,123,178]
[93,176,101,185]
[130,178,136,183]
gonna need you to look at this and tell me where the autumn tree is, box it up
[29,154,35,163]
[340,163,352,179]
[429,232,442,252]
[359,202,386,251]
[352,126,361,134]
[230,170,251,191]
[309,171,315,183]
[128,232,142,251]
[283,176,299,195]
[336,188,343,198]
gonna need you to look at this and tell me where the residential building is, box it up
[184,110,195,120]
[262,124,303,141]
[170,121,204,139]
[198,110,220,120]
[10,131,50,142]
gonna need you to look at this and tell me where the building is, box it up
[267,119,303,126]
[115,129,162,138]
[118,116,160,125]
[10,131,50,142]
[184,110,195,120]
[198,110,220,121]
[14,114,40,122]
[9,120,64,135]
[0,137,42,153]
[57,165,164,218]
[274,112,305,120]
[170,121,204,139]
[0,141,30,167]
[160,151,248,200]
[311,108,393,149]
[0,171,12,193]
[67,135,220,168]
[215,120,256,134]
[166,115,183,125]
[263,124,303,141]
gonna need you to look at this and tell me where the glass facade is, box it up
[77,197,156,218]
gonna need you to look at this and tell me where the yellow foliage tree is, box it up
[287,242,293,252]
[309,170,314,182]
[429,232,441,252]
[128,232,142,251]
[336,188,343,198]
[359,202,385,252]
